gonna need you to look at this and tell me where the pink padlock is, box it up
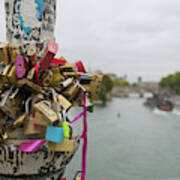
[40,41,58,70]
[15,56,25,78]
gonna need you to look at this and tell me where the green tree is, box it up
[159,72,180,94]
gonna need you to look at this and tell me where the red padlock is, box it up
[75,61,86,73]
[40,41,58,70]
[51,58,66,65]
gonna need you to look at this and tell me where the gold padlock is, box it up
[7,65,17,85]
[0,73,9,90]
[24,115,46,136]
[41,70,53,87]
[0,42,10,65]
[33,101,58,125]
[63,72,79,79]
[63,82,80,101]
[9,46,21,62]
[9,88,22,104]
[27,67,35,80]
[50,67,64,86]
[3,64,12,76]
[59,63,76,73]
[13,113,26,127]
[17,79,42,93]
[57,94,72,111]
[0,89,21,119]
[48,139,75,152]
[89,74,104,101]
[0,64,14,89]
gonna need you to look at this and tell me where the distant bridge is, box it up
[135,82,160,94]
[112,82,163,98]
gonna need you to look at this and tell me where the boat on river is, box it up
[144,94,174,112]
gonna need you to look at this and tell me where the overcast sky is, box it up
[0,0,180,82]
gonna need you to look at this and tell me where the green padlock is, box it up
[61,122,70,138]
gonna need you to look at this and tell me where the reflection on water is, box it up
[65,97,180,180]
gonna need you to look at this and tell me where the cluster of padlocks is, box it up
[0,41,103,170]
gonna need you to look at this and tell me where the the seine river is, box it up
[65,95,180,180]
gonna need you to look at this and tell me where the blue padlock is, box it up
[45,126,64,143]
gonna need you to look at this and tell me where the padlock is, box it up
[0,64,13,89]
[41,70,53,87]
[40,41,58,70]
[1,64,14,88]
[27,67,35,80]
[57,95,72,111]
[0,72,9,90]
[7,65,17,85]
[48,139,75,152]
[79,76,92,85]
[60,78,73,89]
[51,56,67,65]
[59,63,76,72]
[89,74,104,101]
[27,45,36,62]
[61,122,70,138]
[75,60,86,73]
[9,88,22,105]
[0,126,8,141]
[33,110,52,126]
[17,79,42,93]
[33,101,58,125]
[0,42,10,65]
[32,94,45,104]
[0,89,21,119]
[9,46,21,62]
[13,113,26,127]
[50,66,64,86]
[15,56,26,78]
[63,82,80,101]
[63,72,79,79]
[24,115,46,136]
[3,64,12,77]
[45,126,64,143]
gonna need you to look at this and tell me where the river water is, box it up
[65,95,180,180]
